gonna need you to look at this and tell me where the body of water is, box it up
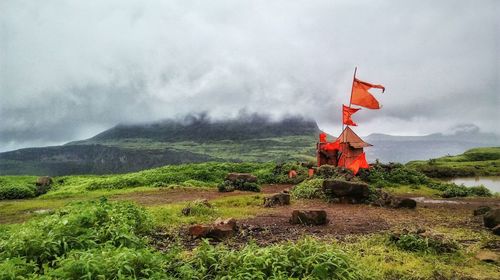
[445,176,500,193]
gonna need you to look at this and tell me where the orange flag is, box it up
[342,105,360,126]
[348,152,369,175]
[319,133,327,142]
[351,78,385,109]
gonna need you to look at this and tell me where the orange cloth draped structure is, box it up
[347,152,369,175]
[342,105,360,126]
[322,139,340,151]
[351,78,385,109]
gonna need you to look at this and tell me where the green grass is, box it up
[407,147,500,177]
[150,194,265,227]
[342,232,500,280]
[80,135,317,162]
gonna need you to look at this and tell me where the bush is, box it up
[291,179,325,199]
[174,238,368,279]
[45,246,170,280]
[363,163,429,186]
[218,180,235,192]
[271,162,309,184]
[0,185,36,200]
[390,233,458,254]
[428,182,492,198]
[87,177,144,190]
[467,185,492,197]
[0,199,152,267]
[218,179,261,192]
[0,257,39,279]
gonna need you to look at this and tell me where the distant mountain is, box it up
[1,114,498,175]
[0,116,319,175]
[364,131,500,163]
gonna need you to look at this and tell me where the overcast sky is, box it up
[0,0,498,152]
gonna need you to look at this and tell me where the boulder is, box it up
[492,225,500,236]
[483,208,500,228]
[263,193,291,207]
[322,179,369,203]
[290,210,328,225]
[392,198,417,209]
[188,225,212,238]
[225,173,257,183]
[473,206,492,216]
[188,218,238,240]
[35,176,53,195]
[371,190,416,209]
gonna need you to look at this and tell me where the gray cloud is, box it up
[0,0,498,151]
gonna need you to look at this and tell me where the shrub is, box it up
[363,163,429,186]
[291,179,325,199]
[428,182,492,198]
[271,162,309,184]
[45,246,170,280]
[0,199,152,267]
[390,233,458,254]
[0,257,39,279]
[467,185,492,197]
[218,180,235,192]
[218,179,261,192]
[441,184,469,198]
[174,238,368,279]
[0,185,36,200]
[87,177,144,190]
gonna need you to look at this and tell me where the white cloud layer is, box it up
[0,0,498,151]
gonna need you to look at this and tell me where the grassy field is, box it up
[407,147,500,177]
[1,160,499,279]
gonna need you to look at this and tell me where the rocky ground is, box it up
[137,184,500,251]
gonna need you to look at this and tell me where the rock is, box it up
[290,210,328,225]
[371,190,416,209]
[225,173,257,183]
[475,250,498,263]
[492,225,500,236]
[35,176,53,195]
[188,225,212,238]
[473,205,492,216]
[263,193,291,207]
[322,179,369,203]
[214,218,237,231]
[392,198,417,209]
[189,218,238,240]
[483,208,500,228]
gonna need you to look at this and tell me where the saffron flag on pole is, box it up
[347,152,369,175]
[342,105,360,126]
[351,78,385,109]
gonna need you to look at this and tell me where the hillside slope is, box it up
[0,117,319,175]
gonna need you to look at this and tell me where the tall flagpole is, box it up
[344,67,357,142]
[349,67,357,108]
[340,67,357,167]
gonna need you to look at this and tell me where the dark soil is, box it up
[146,185,500,250]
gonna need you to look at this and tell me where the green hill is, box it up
[0,116,319,176]
[407,147,500,177]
